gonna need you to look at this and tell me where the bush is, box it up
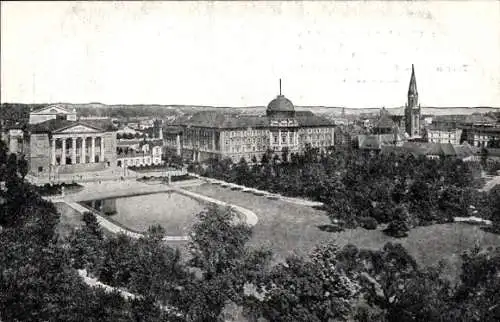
[359,217,378,230]
[37,182,83,196]
[170,174,195,182]
[383,220,409,238]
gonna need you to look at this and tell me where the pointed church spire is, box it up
[279,78,282,96]
[408,64,418,96]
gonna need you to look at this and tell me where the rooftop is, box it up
[28,118,116,133]
[168,110,333,129]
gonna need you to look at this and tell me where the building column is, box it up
[91,137,95,163]
[211,132,216,152]
[100,136,105,162]
[278,129,282,149]
[176,134,181,156]
[72,137,77,165]
[81,137,86,164]
[51,138,56,165]
[61,138,67,165]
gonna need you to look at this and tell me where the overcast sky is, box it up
[1,1,499,108]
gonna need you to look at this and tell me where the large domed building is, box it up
[266,94,296,118]
[164,81,335,163]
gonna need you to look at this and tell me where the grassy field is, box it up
[93,192,205,236]
[185,183,500,280]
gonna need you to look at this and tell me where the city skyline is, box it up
[1,1,499,108]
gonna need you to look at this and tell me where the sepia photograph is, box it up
[1,1,499,321]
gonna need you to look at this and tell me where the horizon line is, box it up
[1,101,500,110]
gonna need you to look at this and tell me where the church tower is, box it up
[404,64,421,137]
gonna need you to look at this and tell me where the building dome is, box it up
[266,95,295,117]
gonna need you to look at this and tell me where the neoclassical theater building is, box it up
[3,104,117,178]
[164,86,335,163]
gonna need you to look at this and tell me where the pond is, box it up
[82,192,206,236]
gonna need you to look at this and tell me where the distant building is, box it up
[427,124,463,144]
[404,64,422,138]
[116,139,163,168]
[380,141,481,162]
[2,104,117,178]
[357,108,405,150]
[163,81,335,162]
[458,114,500,147]
[462,125,500,147]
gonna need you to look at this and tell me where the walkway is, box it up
[481,175,500,192]
[52,178,258,242]
[77,269,183,317]
[188,173,324,207]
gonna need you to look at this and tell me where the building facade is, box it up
[164,89,335,163]
[116,139,163,168]
[3,105,117,178]
[427,126,463,144]
[462,126,500,147]
[404,64,422,138]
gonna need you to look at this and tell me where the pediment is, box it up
[32,105,72,115]
[56,124,102,134]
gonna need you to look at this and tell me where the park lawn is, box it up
[185,183,500,280]
[94,192,206,236]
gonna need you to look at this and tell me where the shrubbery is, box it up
[359,217,378,230]
[137,174,196,182]
[194,147,494,233]
[37,182,82,196]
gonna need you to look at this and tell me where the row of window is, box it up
[119,157,162,167]
[226,129,266,137]
[301,128,332,134]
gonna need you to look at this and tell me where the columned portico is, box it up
[50,134,106,166]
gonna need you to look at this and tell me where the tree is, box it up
[234,157,250,186]
[245,243,358,321]
[68,212,104,270]
[451,246,500,322]
[352,243,445,322]
[281,147,289,164]
[383,206,410,238]
[5,153,18,185]
[174,205,271,321]
[0,139,7,180]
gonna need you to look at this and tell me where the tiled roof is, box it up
[384,142,478,159]
[28,118,116,133]
[425,143,456,156]
[169,111,333,129]
[454,143,479,159]
[358,135,381,150]
[381,146,410,156]
[401,142,429,155]
[463,114,497,125]
[375,114,395,129]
